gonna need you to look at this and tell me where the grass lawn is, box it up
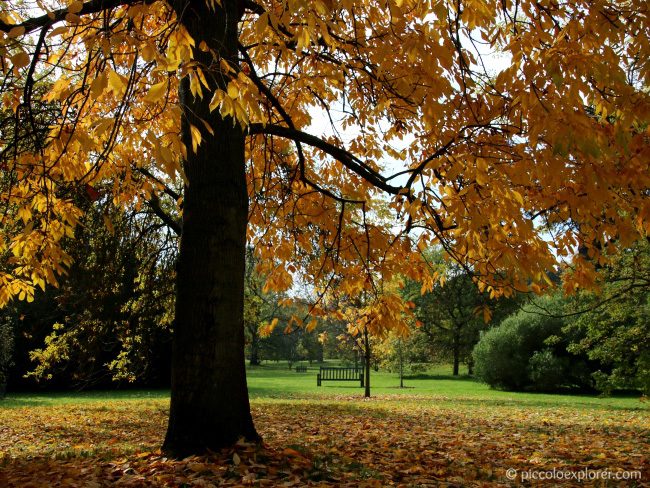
[1,363,648,486]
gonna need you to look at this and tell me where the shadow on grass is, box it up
[0,389,170,408]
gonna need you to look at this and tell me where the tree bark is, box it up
[163,0,259,456]
[398,338,404,389]
[249,329,261,366]
[452,327,460,376]
[363,327,371,398]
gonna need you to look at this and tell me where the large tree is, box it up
[1,0,648,455]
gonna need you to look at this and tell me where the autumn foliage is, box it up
[0,0,648,319]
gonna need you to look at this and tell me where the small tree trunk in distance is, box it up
[163,0,259,456]
[364,327,371,398]
[249,331,261,366]
[399,338,404,389]
[452,327,460,376]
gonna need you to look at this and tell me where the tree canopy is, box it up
[1,0,648,453]
[2,0,648,309]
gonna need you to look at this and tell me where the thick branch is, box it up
[0,0,147,34]
[248,123,403,196]
[147,195,182,236]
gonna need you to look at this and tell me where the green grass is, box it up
[246,361,647,412]
[2,361,646,412]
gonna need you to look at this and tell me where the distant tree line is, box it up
[1,211,647,398]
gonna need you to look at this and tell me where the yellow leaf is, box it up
[227,82,239,99]
[7,26,26,38]
[144,80,168,103]
[512,190,525,206]
[94,118,113,136]
[189,124,202,153]
[199,118,214,135]
[476,158,488,186]
[141,43,157,62]
[48,26,69,38]
[219,59,233,74]
[11,52,30,69]
[255,12,268,37]
[209,90,224,112]
[67,1,83,14]
[306,318,318,332]
[220,97,234,118]
[90,72,108,98]
[189,72,202,98]
[107,70,127,94]
[232,453,241,465]
[482,305,492,323]
[196,68,209,89]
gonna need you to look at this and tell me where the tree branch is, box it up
[0,0,149,35]
[248,123,404,196]
[146,195,182,236]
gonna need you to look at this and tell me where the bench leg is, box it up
[360,374,364,388]
[317,374,321,386]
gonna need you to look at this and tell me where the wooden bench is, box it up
[317,367,364,387]
[295,365,307,373]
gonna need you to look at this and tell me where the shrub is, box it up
[472,295,585,391]
[472,322,529,389]
[528,349,568,391]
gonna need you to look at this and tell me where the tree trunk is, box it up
[452,328,460,376]
[398,338,404,389]
[163,0,259,456]
[249,328,261,366]
[363,327,371,398]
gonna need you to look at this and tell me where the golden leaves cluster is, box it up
[1,0,648,325]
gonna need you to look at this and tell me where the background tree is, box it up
[0,318,13,398]
[2,191,177,390]
[404,250,521,375]
[376,329,433,376]
[564,242,650,395]
[1,0,648,454]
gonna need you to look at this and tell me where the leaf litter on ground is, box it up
[0,395,647,486]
